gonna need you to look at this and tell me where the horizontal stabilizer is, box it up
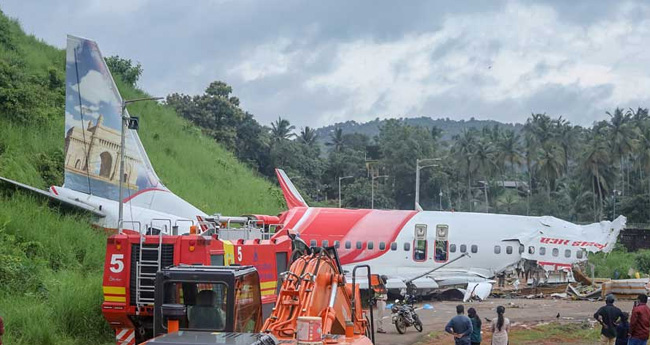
[0,176,106,217]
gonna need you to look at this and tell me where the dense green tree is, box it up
[451,129,478,211]
[299,126,318,146]
[327,127,345,152]
[105,55,142,87]
[270,117,295,142]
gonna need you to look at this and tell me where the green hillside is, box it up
[0,9,283,344]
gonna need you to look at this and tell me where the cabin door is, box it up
[413,224,427,262]
[434,224,449,263]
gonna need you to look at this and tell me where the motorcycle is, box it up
[391,298,423,334]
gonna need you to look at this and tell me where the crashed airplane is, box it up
[275,169,626,299]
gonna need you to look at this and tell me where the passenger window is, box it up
[576,250,584,259]
[539,247,546,256]
[414,224,428,262]
[506,246,513,255]
[494,245,501,254]
[379,242,386,250]
[310,240,317,247]
[519,244,525,254]
[345,241,351,249]
[460,244,467,253]
[552,248,559,257]
[471,245,478,253]
[334,241,340,248]
[391,242,397,251]
[404,242,411,251]
[322,240,329,247]
[356,241,362,250]
[450,244,457,253]
[565,249,571,258]
[528,246,535,254]
[367,241,374,250]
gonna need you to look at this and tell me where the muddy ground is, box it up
[373,298,636,345]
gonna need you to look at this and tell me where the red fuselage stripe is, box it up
[121,187,168,203]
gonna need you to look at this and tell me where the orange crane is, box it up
[263,247,374,345]
[144,247,375,345]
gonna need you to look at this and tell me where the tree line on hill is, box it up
[160,77,650,223]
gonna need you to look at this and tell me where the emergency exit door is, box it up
[434,224,449,262]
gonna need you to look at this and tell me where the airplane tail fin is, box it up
[275,169,308,209]
[63,35,167,201]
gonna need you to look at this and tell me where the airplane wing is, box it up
[275,168,308,209]
[0,176,106,218]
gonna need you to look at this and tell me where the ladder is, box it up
[135,221,167,306]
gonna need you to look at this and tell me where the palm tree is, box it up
[557,180,592,221]
[326,127,345,152]
[635,120,650,197]
[555,117,576,174]
[299,126,318,146]
[607,108,640,195]
[451,129,478,211]
[470,137,497,212]
[497,130,523,175]
[535,143,565,200]
[496,190,520,214]
[580,133,612,220]
[270,117,295,142]
[526,113,555,146]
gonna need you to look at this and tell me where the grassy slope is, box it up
[0,10,283,344]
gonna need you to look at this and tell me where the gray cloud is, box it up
[2,0,650,128]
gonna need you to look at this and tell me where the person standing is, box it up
[629,294,650,345]
[593,294,623,345]
[616,312,630,345]
[490,306,510,345]
[372,275,388,334]
[467,307,482,345]
[445,305,473,345]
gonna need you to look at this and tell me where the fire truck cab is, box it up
[153,265,263,336]
[101,218,294,345]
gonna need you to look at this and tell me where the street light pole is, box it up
[371,175,388,209]
[338,175,353,208]
[118,96,163,234]
[439,190,443,211]
[415,158,442,210]
[612,189,621,220]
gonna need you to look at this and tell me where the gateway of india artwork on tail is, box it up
[64,114,141,191]
[63,35,166,201]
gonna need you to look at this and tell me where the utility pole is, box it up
[415,158,442,210]
[371,175,388,209]
[484,182,489,213]
[612,189,621,220]
[118,97,163,234]
[338,176,353,208]
[439,190,443,211]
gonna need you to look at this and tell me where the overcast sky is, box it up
[4,1,650,128]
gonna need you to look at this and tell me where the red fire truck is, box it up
[101,216,298,345]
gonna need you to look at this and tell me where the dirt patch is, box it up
[374,298,634,345]
[417,322,600,345]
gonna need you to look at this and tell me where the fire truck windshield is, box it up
[164,282,228,331]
